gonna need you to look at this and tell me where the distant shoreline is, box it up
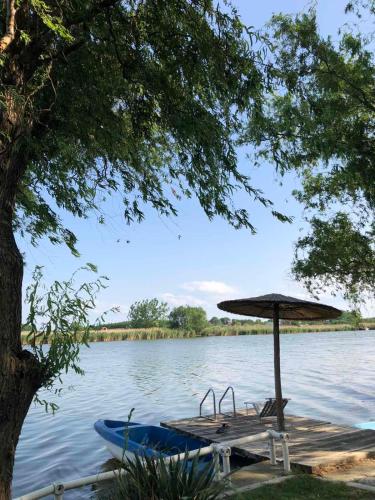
[21,323,375,344]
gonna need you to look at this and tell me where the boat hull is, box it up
[94,419,211,464]
[104,440,135,461]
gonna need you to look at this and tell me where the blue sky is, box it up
[20,1,375,322]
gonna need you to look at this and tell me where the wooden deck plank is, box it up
[160,409,375,473]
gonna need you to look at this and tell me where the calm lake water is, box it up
[13,330,375,498]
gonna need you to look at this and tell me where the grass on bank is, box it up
[20,322,375,344]
[233,475,375,499]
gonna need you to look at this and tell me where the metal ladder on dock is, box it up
[199,386,237,420]
[199,387,217,420]
[219,385,236,418]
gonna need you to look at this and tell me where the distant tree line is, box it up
[92,299,209,333]
[93,299,373,333]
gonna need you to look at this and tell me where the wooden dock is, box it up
[161,409,375,474]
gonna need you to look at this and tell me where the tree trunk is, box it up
[0,23,52,497]
[0,203,43,499]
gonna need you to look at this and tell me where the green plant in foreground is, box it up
[122,408,135,463]
[99,453,225,500]
[25,264,114,412]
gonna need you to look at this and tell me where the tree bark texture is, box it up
[0,161,44,499]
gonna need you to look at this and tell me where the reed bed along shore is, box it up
[21,323,375,344]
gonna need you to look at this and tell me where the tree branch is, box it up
[43,39,86,64]
[65,0,121,29]
[319,53,375,113]
[0,0,16,53]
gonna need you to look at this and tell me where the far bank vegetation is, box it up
[22,299,375,344]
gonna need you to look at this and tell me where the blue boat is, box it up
[354,421,375,430]
[94,419,212,463]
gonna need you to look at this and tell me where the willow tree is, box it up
[245,2,375,303]
[0,1,288,497]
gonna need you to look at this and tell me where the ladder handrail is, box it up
[199,388,216,420]
[219,386,236,417]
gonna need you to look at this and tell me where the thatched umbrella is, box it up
[217,293,341,431]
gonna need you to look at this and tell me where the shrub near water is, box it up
[169,306,208,333]
[128,299,169,329]
[99,453,225,500]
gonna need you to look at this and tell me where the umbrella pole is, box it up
[273,303,284,431]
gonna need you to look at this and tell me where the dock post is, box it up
[212,447,221,481]
[281,437,290,473]
[269,436,277,465]
[219,445,232,483]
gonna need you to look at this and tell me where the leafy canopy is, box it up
[293,214,374,301]
[243,3,375,302]
[169,305,207,333]
[1,0,290,257]
[128,298,169,328]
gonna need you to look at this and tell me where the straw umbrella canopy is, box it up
[217,293,341,431]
